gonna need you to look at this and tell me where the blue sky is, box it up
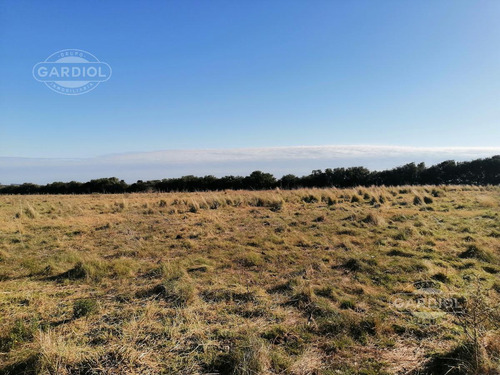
[1,1,499,182]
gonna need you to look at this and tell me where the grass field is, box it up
[0,186,499,374]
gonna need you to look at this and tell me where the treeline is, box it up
[1,155,499,195]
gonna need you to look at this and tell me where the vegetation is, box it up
[1,156,499,195]
[0,186,498,374]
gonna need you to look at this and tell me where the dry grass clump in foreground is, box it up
[0,186,499,374]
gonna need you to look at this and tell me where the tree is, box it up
[244,171,276,190]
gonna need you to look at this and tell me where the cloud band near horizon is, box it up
[1,145,499,185]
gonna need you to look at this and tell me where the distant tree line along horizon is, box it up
[1,156,499,194]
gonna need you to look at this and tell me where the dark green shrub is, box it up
[422,343,481,375]
[343,258,363,272]
[315,285,337,300]
[431,189,444,197]
[317,313,378,344]
[387,249,414,257]
[63,262,88,279]
[0,318,39,351]
[302,195,318,204]
[151,279,195,307]
[339,300,355,310]
[209,200,221,209]
[413,196,423,205]
[482,266,499,274]
[351,195,360,203]
[262,325,306,355]
[431,272,449,283]
[211,336,267,375]
[393,228,413,241]
[269,200,283,212]
[349,317,378,343]
[73,298,99,318]
[327,197,337,206]
[459,245,494,262]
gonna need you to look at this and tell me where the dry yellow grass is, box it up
[0,186,499,374]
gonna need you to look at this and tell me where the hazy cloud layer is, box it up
[1,145,499,184]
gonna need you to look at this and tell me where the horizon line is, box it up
[1,145,499,185]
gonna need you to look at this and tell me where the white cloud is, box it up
[1,145,499,184]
